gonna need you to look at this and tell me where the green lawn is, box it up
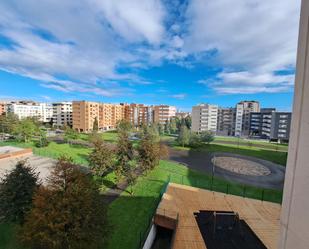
[214,136,288,151]
[172,142,287,166]
[106,160,282,249]
[0,141,91,166]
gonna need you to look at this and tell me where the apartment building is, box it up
[72,101,100,132]
[235,101,260,136]
[153,105,176,125]
[217,107,234,136]
[6,101,53,122]
[191,104,218,132]
[99,103,125,130]
[52,102,72,127]
[40,103,53,123]
[124,103,153,127]
[0,102,7,115]
[249,110,291,142]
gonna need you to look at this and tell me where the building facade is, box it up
[72,101,100,132]
[124,103,153,127]
[249,110,291,142]
[191,104,218,132]
[99,103,125,130]
[235,101,260,136]
[52,102,73,127]
[153,105,176,125]
[217,107,234,136]
[6,101,53,122]
[0,102,7,116]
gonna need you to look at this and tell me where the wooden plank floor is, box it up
[156,183,281,249]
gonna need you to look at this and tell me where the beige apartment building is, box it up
[153,105,176,125]
[124,103,153,127]
[72,101,100,132]
[191,103,218,132]
[0,102,7,115]
[99,103,125,130]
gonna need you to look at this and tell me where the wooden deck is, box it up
[155,183,281,249]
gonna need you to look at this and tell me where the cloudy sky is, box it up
[0,0,301,111]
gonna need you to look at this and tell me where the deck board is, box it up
[156,183,281,249]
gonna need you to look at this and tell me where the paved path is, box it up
[168,148,285,190]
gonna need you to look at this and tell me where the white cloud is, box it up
[186,0,300,93]
[0,0,301,96]
[0,0,165,96]
[170,93,187,99]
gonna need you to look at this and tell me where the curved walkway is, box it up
[168,148,285,190]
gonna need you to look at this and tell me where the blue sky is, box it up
[0,0,301,111]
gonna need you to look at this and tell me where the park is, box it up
[0,116,288,249]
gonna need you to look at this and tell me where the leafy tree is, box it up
[177,125,191,147]
[200,131,215,144]
[93,117,99,132]
[138,128,161,172]
[20,157,108,249]
[35,128,49,147]
[13,118,38,142]
[117,120,132,133]
[158,123,164,135]
[184,116,192,129]
[164,119,170,134]
[64,127,79,143]
[0,113,19,134]
[88,138,114,177]
[169,118,177,134]
[0,160,39,224]
[189,133,203,148]
[123,167,137,195]
[115,128,133,179]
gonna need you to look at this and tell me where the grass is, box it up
[106,160,283,249]
[214,136,288,151]
[172,142,287,166]
[0,140,92,166]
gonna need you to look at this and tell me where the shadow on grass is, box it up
[104,195,163,249]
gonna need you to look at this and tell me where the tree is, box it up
[0,113,19,134]
[177,125,191,147]
[35,128,49,147]
[138,128,161,172]
[88,138,114,177]
[189,133,202,148]
[117,120,132,133]
[13,118,38,142]
[0,160,39,224]
[115,128,133,179]
[164,119,170,134]
[20,157,108,249]
[64,127,79,143]
[184,116,192,129]
[200,131,215,144]
[158,123,164,136]
[123,167,137,195]
[169,118,177,134]
[93,117,99,132]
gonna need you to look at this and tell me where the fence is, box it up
[167,172,283,203]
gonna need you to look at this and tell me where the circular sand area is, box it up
[212,157,271,176]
